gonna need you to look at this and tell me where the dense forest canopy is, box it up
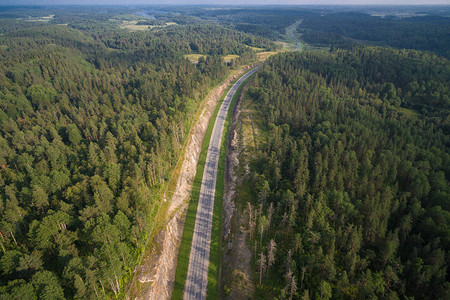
[299,12,450,58]
[0,8,273,298]
[173,7,315,39]
[0,5,449,300]
[242,47,449,299]
[170,6,450,58]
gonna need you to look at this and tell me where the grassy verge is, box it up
[172,76,239,299]
[206,75,255,299]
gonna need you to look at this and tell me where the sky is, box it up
[1,0,449,5]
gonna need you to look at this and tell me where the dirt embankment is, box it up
[135,65,256,300]
[221,89,255,299]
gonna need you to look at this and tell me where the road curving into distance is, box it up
[183,66,259,300]
[288,20,302,52]
[183,21,301,300]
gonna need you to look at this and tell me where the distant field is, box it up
[397,106,420,118]
[120,24,150,31]
[223,54,240,62]
[245,45,265,52]
[26,14,54,22]
[120,20,176,31]
[298,41,329,52]
[256,51,277,60]
[256,39,297,61]
[184,54,206,63]
[274,41,295,51]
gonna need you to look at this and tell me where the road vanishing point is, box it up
[288,19,302,52]
[183,67,259,300]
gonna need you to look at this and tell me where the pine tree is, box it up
[267,239,277,274]
[257,252,266,286]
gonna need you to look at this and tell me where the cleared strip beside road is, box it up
[183,67,259,300]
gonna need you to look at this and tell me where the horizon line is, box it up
[1,3,449,6]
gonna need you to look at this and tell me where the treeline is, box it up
[234,23,280,41]
[298,30,350,48]
[287,46,449,113]
[177,7,314,39]
[5,23,272,58]
[241,47,449,299]
[176,7,450,58]
[0,14,268,298]
[300,12,450,58]
[0,19,49,34]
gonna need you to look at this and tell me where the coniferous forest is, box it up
[244,47,449,299]
[0,5,449,300]
[0,8,272,299]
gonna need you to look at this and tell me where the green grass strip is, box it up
[206,74,255,299]
[172,77,238,300]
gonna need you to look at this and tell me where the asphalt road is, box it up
[183,67,259,300]
[288,20,302,52]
